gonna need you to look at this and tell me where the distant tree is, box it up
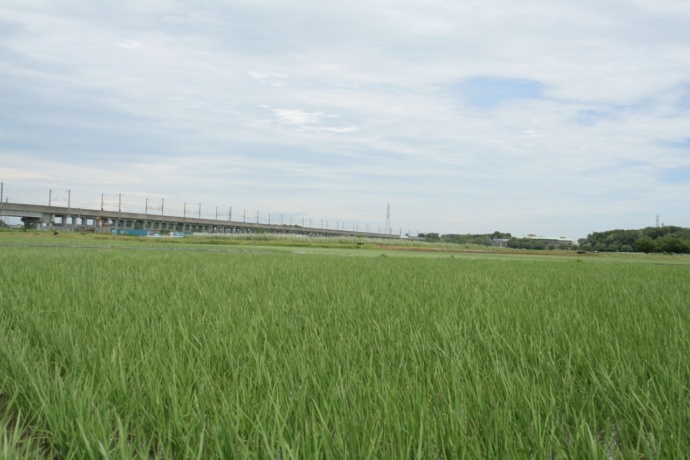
[633,236,656,254]
[439,233,504,246]
[423,233,441,242]
[507,238,549,250]
[657,237,690,254]
[642,227,666,239]
[533,240,547,250]
[472,236,492,246]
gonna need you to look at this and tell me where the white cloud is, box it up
[272,109,325,126]
[267,108,360,133]
[246,70,288,87]
[0,167,50,181]
[116,40,141,50]
[320,126,360,133]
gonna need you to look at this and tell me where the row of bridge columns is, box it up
[21,213,322,235]
[13,208,393,238]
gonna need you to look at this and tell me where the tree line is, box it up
[418,231,511,246]
[577,226,690,254]
[417,231,574,250]
[418,225,690,254]
[506,238,573,250]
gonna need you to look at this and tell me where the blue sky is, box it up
[1,0,689,239]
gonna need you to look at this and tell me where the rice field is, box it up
[1,239,689,458]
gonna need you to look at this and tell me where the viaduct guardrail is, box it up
[0,202,400,239]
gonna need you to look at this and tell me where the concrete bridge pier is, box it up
[52,215,68,227]
[21,216,43,229]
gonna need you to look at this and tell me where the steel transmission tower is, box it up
[384,203,391,234]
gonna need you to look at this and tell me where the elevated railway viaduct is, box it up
[0,202,399,239]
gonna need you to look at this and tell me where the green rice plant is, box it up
[0,245,688,458]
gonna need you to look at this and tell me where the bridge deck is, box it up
[0,202,399,238]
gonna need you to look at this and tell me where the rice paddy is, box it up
[1,235,689,458]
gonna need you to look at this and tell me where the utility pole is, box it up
[302,217,305,227]
[0,182,3,204]
[101,194,104,211]
[67,189,71,211]
[145,198,148,215]
[161,199,164,216]
[309,219,312,228]
[256,210,259,223]
[215,206,218,220]
[117,193,121,230]
[184,203,187,218]
[290,217,293,226]
[48,189,52,206]
[243,210,246,222]
[228,207,232,221]
[268,214,271,225]
[198,203,201,219]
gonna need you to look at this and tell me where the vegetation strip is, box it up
[1,236,689,457]
[0,243,274,254]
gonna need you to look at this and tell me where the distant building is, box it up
[492,238,510,247]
